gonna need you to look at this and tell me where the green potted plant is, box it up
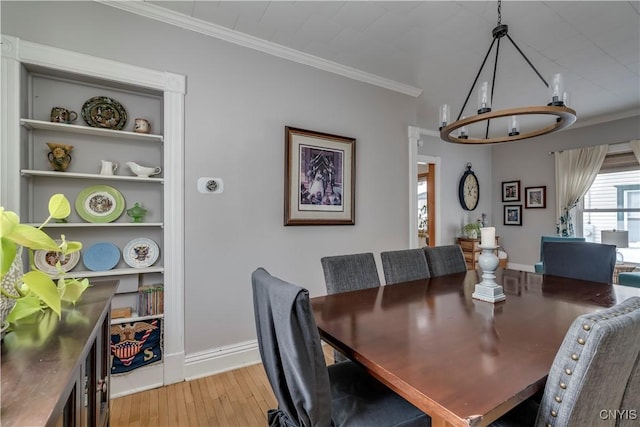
[1,194,89,329]
[462,222,481,239]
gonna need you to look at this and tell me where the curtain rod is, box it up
[548,140,633,155]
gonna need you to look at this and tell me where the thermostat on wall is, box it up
[197,177,224,194]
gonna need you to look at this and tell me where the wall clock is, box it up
[459,162,479,211]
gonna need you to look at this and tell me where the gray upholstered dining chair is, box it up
[251,268,431,427]
[490,296,640,426]
[380,248,431,285]
[321,252,381,294]
[423,245,467,277]
[321,252,381,362]
[542,241,616,283]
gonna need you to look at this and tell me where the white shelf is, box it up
[28,222,163,228]
[21,169,163,183]
[111,313,164,325]
[48,266,165,279]
[20,118,163,142]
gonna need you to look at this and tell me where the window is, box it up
[580,151,640,263]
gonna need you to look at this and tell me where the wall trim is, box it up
[95,0,422,98]
[184,340,261,381]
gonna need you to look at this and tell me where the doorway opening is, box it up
[418,162,436,246]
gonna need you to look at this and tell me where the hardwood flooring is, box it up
[110,345,334,427]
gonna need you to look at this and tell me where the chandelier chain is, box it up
[497,0,502,25]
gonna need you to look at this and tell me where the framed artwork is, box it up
[502,180,520,202]
[284,126,355,225]
[525,186,546,208]
[504,205,522,226]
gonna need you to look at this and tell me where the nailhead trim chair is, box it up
[490,297,640,426]
[423,245,467,277]
[381,248,431,285]
[252,268,431,427]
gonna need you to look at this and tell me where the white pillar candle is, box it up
[481,227,495,247]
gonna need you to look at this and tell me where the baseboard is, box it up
[183,339,261,381]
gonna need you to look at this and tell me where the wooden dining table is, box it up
[310,269,640,427]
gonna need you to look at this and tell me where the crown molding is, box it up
[95,0,423,97]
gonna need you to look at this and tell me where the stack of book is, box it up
[138,284,164,316]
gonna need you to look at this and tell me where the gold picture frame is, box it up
[284,126,355,225]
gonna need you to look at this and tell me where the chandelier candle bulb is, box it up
[458,117,469,139]
[477,81,492,114]
[480,227,496,248]
[550,73,565,106]
[508,115,519,136]
[439,104,450,129]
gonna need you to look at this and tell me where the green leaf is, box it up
[5,296,42,323]
[61,278,90,304]
[7,224,59,251]
[1,238,18,277]
[21,270,61,318]
[0,208,19,238]
[48,194,71,219]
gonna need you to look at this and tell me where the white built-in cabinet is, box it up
[1,35,185,397]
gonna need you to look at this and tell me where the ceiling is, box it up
[141,1,640,135]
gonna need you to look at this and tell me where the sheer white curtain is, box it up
[555,145,608,236]
[631,140,640,163]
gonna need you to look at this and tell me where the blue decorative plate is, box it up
[82,242,120,271]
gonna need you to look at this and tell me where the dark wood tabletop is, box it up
[310,269,640,427]
[1,281,118,427]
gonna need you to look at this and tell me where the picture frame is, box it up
[502,180,521,202]
[504,205,522,226]
[284,126,355,225]
[525,185,546,208]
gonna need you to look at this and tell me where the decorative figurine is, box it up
[126,203,147,223]
[46,142,74,172]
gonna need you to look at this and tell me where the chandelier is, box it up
[439,0,576,144]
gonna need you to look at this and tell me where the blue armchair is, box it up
[534,235,585,273]
[619,272,640,288]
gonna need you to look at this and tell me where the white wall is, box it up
[419,134,493,245]
[491,116,640,268]
[0,1,417,362]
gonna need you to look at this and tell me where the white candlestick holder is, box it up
[472,245,506,303]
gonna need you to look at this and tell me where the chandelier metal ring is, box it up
[440,105,577,144]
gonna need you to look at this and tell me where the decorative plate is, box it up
[34,242,80,275]
[123,238,159,268]
[75,185,125,223]
[83,242,120,271]
[81,96,127,130]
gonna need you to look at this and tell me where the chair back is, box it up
[535,236,586,273]
[535,297,640,426]
[618,353,640,427]
[542,241,616,283]
[321,252,380,294]
[380,248,430,285]
[423,245,467,277]
[251,268,332,427]
[539,235,586,261]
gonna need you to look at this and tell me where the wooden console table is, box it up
[1,281,118,427]
[457,236,500,270]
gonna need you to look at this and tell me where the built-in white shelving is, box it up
[20,118,163,142]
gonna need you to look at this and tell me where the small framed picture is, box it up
[284,126,355,225]
[525,186,546,209]
[502,180,520,202]
[504,204,522,226]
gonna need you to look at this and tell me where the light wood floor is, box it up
[110,345,334,427]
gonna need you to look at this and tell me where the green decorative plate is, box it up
[75,185,125,223]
